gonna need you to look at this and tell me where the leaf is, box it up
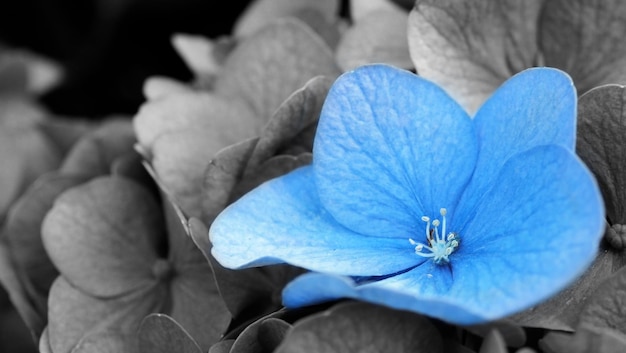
[137,314,203,353]
[336,6,412,71]
[579,264,626,334]
[42,176,165,297]
[539,0,626,95]
[408,0,543,114]
[478,330,507,353]
[275,301,443,353]
[576,84,626,249]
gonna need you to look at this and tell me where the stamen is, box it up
[440,208,447,242]
[409,208,460,265]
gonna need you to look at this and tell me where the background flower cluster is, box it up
[0,0,625,352]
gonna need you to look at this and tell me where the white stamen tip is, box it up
[411,208,460,265]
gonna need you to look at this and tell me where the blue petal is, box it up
[282,272,358,308]
[209,166,422,276]
[459,67,577,215]
[313,64,477,238]
[449,145,604,318]
[283,146,604,325]
[282,271,488,324]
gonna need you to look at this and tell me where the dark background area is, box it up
[0,0,411,118]
[0,0,255,117]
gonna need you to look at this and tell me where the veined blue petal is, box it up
[283,145,604,325]
[450,145,604,320]
[458,68,577,218]
[313,64,478,238]
[209,166,422,276]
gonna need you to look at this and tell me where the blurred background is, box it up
[0,0,255,118]
[0,1,255,352]
[0,0,410,351]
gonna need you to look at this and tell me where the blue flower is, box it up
[209,64,605,324]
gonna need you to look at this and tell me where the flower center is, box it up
[409,208,459,265]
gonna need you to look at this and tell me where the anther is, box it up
[410,208,460,265]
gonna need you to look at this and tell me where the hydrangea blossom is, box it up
[209,64,605,324]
